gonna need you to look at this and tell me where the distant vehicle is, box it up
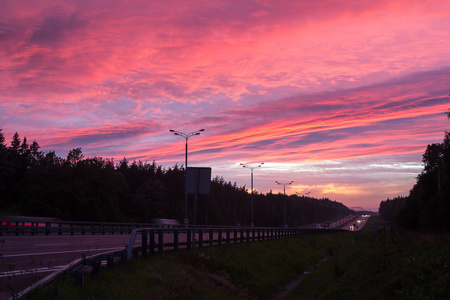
[151,218,180,226]
[315,223,330,229]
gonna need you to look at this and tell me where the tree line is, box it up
[0,130,352,226]
[379,110,450,231]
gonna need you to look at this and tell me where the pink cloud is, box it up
[1,0,450,210]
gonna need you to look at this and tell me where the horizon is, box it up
[1,1,450,211]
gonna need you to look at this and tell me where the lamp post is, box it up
[169,129,205,225]
[240,162,264,227]
[275,181,293,228]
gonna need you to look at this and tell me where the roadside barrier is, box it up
[11,226,345,299]
[1,219,196,236]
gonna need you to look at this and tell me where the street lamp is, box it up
[275,181,293,228]
[240,162,264,227]
[169,129,205,225]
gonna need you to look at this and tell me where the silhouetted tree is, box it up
[393,109,450,231]
[0,131,353,225]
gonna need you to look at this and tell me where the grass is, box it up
[26,232,353,300]
[27,218,450,299]
[286,218,450,300]
[196,233,353,299]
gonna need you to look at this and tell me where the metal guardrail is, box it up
[0,219,188,236]
[12,226,346,299]
[126,227,313,260]
[12,248,127,300]
[1,214,358,236]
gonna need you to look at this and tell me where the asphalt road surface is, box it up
[340,215,369,231]
[0,234,132,299]
[0,223,358,299]
[0,230,222,298]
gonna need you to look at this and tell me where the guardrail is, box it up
[12,226,345,299]
[1,214,358,236]
[0,219,188,236]
[125,227,330,260]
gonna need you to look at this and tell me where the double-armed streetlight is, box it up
[275,180,293,228]
[169,129,205,225]
[240,162,264,227]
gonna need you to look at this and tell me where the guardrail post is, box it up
[158,229,163,253]
[174,229,179,251]
[107,255,114,272]
[198,229,203,248]
[121,249,127,263]
[218,229,222,246]
[226,229,230,244]
[59,223,63,235]
[187,229,191,250]
[142,230,148,258]
[45,222,50,236]
[92,258,102,279]
[234,229,237,244]
[132,247,139,260]
[209,229,214,247]
[149,229,155,255]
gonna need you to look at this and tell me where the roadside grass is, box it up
[27,232,354,300]
[28,218,450,300]
[286,217,450,300]
[195,233,353,299]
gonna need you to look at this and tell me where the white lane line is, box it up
[0,261,110,278]
[0,266,64,277]
[34,243,69,246]
[3,247,122,258]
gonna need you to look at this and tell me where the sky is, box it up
[1,0,450,211]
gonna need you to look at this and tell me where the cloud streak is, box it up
[1,0,450,210]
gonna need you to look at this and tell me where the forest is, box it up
[379,110,450,231]
[0,130,351,227]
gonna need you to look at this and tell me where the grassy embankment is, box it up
[28,217,450,299]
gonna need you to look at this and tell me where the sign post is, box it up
[186,167,211,264]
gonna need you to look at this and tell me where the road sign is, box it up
[185,167,211,195]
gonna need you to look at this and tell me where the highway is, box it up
[0,234,132,299]
[0,216,361,299]
[339,215,370,231]
[0,229,233,298]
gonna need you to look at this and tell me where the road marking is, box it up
[34,243,69,246]
[0,261,110,278]
[2,247,122,258]
[0,266,64,277]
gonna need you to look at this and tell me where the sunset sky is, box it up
[1,1,450,211]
